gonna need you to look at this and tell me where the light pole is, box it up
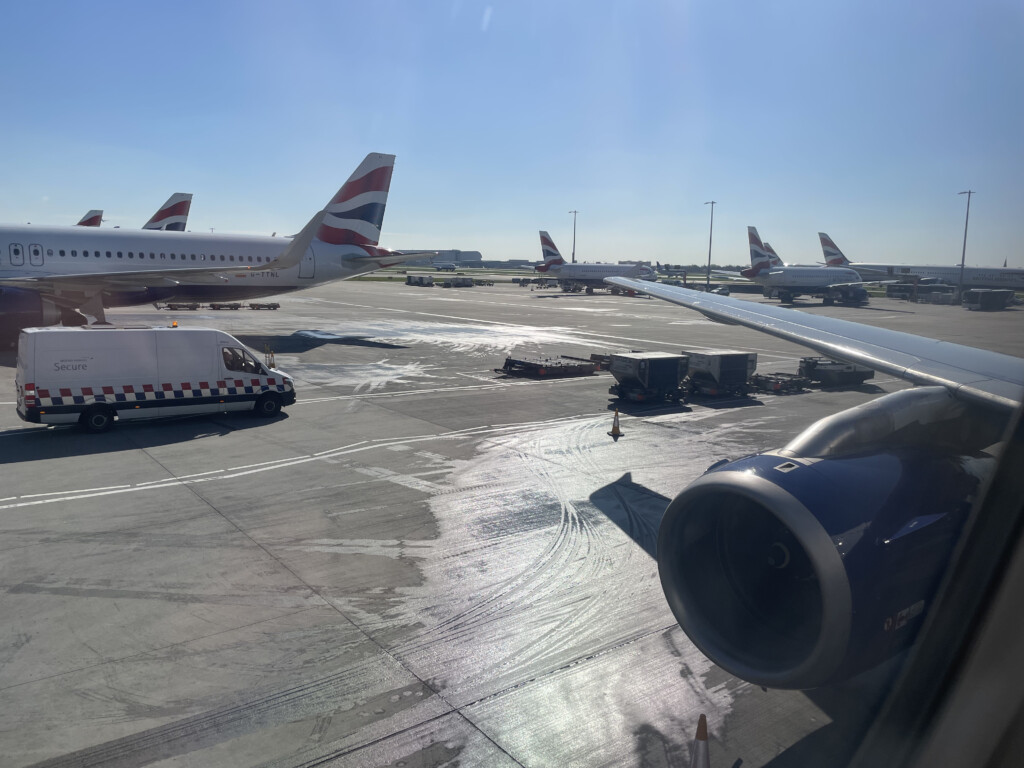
[704,201,716,289]
[568,210,578,263]
[957,190,974,298]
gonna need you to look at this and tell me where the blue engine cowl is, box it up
[657,388,999,689]
[0,288,63,341]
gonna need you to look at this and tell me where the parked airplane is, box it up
[741,226,868,304]
[75,194,192,231]
[143,193,193,231]
[0,153,430,337]
[76,210,103,227]
[820,232,1024,290]
[762,241,784,267]
[606,274,1022,690]
[536,230,655,293]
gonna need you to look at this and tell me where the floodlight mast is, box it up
[704,201,717,289]
[958,190,974,297]
[569,210,578,263]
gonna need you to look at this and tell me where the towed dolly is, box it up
[496,355,597,378]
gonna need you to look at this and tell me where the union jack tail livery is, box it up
[536,230,565,272]
[742,226,775,278]
[144,193,193,231]
[818,232,851,266]
[77,210,103,227]
[315,153,394,250]
[763,241,785,267]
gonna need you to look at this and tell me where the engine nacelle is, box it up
[0,288,63,342]
[658,388,999,689]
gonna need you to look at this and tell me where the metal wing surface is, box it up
[606,276,1024,412]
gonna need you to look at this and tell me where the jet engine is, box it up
[658,387,1003,689]
[0,288,64,342]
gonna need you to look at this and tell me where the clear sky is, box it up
[1,1,1021,267]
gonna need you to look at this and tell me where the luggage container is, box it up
[684,350,757,397]
[608,352,689,402]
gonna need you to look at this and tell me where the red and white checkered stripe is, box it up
[25,377,291,407]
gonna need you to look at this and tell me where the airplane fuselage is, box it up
[542,262,655,288]
[0,224,381,304]
[844,262,1024,290]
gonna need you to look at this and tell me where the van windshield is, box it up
[222,346,264,375]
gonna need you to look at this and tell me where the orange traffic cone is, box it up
[608,408,623,441]
[689,713,709,768]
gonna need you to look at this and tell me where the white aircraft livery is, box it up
[820,232,1024,290]
[743,226,867,305]
[76,210,103,227]
[0,153,428,336]
[607,274,1022,689]
[535,230,654,291]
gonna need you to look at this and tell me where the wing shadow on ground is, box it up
[0,412,284,465]
[588,472,669,559]
[589,473,900,768]
[234,330,407,353]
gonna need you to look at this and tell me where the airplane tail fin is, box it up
[144,193,193,231]
[261,153,401,272]
[742,226,774,278]
[314,153,395,248]
[819,232,850,266]
[763,241,785,267]
[77,210,103,227]
[536,230,564,272]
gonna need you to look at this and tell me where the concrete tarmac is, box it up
[0,280,1021,767]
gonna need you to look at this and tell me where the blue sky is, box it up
[1,1,1021,266]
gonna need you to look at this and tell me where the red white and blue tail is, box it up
[536,230,565,272]
[315,153,394,250]
[144,193,192,231]
[742,226,774,278]
[77,210,103,227]
[819,232,850,266]
[763,241,785,267]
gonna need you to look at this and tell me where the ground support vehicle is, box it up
[608,352,690,403]
[16,326,295,432]
[163,302,200,311]
[750,372,810,394]
[406,274,435,287]
[684,350,757,397]
[798,356,874,387]
[496,355,597,378]
[209,302,242,310]
[248,302,280,310]
[962,289,1015,311]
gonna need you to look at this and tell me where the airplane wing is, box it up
[0,266,234,292]
[606,276,1024,412]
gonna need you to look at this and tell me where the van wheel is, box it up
[253,393,282,418]
[80,406,115,433]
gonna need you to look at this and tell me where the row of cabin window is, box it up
[48,249,267,263]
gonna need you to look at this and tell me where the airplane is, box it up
[741,226,868,305]
[74,195,192,231]
[142,193,193,231]
[76,210,103,227]
[535,230,655,293]
[605,274,1022,692]
[433,263,457,272]
[0,153,432,337]
[820,232,1024,290]
[762,241,785,267]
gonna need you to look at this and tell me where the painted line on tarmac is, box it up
[0,414,602,512]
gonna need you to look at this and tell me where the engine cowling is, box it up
[0,288,63,342]
[657,387,1000,689]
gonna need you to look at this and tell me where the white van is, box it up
[16,326,296,432]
